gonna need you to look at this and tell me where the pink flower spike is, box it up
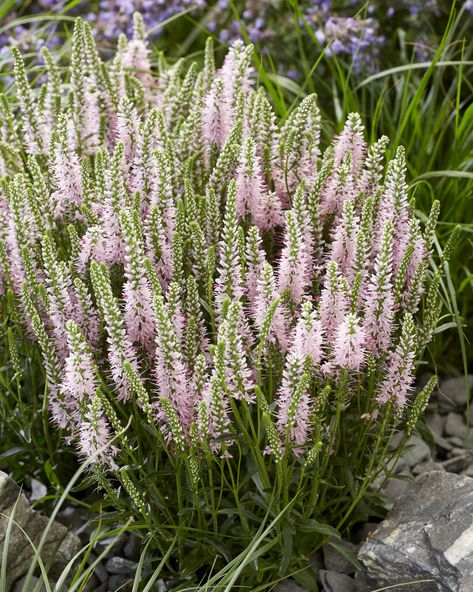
[333,313,366,372]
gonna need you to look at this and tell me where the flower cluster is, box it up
[0,16,444,476]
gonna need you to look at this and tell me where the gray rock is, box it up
[381,475,411,509]
[411,460,445,476]
[105,556,138,575]
[319,570,355,592]
[448,437,468,449]
[123,534,141,560]
[441,455,469,474]
[107,574,132,591]
[441,451,473,474]
[426,413,445,439]
[274,580,308,592]
[81,573,99,592]
[96,533,126,555]
[28,479,47,502]
[358,470,473,592]
[57,506,87,533]
[435,435,454,452]
[463,464,473,477]
[0,471,81,590]
[440,376,473,407]
[87,553,108,583]
[400,435,431,469]
[322,538,358,575]
[445,413,468,439]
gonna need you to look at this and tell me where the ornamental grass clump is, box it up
[0,14,454,586]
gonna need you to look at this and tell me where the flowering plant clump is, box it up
[0,14,453,584]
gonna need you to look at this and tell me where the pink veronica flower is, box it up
[333,313,366,371]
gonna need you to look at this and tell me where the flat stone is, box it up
[105,556,138,575]
[448,437,468,449]
[441,456,470,474]
[411,459,445,476]
[400,435,431,469]
[445,412,468,439]
[426,413,444,439]
[358,470,473,592]
[106,573,132,591]
[87,553,108,583]
[0,471,80,590]
[322,538,358,575]
[440,375,473,407]
[463,465,473,478]
[319,570,356,592]
[123,534,141,560]
[28,479,47,502]
[381,476,411,510]
[435,435,454,453]
[441,450,473,474]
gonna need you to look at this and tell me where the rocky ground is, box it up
[2,374,473,592]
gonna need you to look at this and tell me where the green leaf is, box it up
[297,519,341,539]
[327,541,361,571]
[278,523,294,576]
[292,566,319,592]
[415,418,436,452]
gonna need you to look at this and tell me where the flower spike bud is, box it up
[235,137,265,222]
[363,221,394,357]
[11,46,44,154]
[277,210,310,304]
[152,289,194,431]
[208,119,242,194]
[377,312,417,408]
[120,209,155,351]
[255,262,288,351]
[279,93,321,191]
[70,18,86,145]
[354,196,374,279]
[256,386,282,463]
[22,284,66,426]
[319,261,348,344]
[278,366,311,450]
[245,226,266,306]
[202,373,232,450]
[329,199,358,283]
[357,135,389,197]
[120,469,147,515]
[333,112,366,176]
[203,37,215,92]
[214,180,245,313]
[406,375,438,436]
[79,394,118,467]
[292,300,324,367]
[218,300,254,402]
[123,361,154,423]
[333,312,366,372]
[90,261,140,401]
[423,200,440,253]
[62,320,99,427]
